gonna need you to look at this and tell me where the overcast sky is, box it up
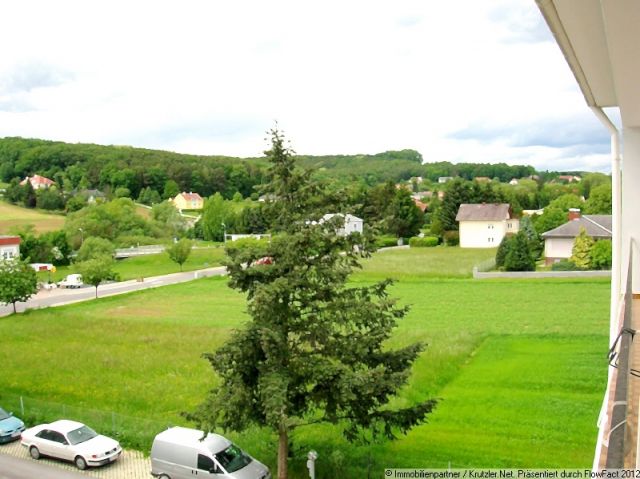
[0,0,617,172]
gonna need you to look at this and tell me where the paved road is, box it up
[0,266,226,317]
[0,454,89,479]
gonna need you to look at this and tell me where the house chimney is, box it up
[568,208,581,221]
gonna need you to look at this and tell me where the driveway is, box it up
[0,440,150,479]
[0,266,226,317]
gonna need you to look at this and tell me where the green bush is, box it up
[409,236,439,247]
[590,239,612,270]
[375,235,399,248]
[443,231,459,246]
[551,260,581,271]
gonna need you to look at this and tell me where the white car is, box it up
[21,419,122,470]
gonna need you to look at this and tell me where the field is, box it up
[0,201,65,234]
[0,247,609,476]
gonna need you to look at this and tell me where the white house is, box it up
[455,204,519,248]
[321,214,363,236]
[20,174,54,190]
[0,236,21,260]
[541,214,612,265]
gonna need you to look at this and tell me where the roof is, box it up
[536,0,640,127]
[154,427,230,454]
[47,419,85,433]
[0,236,21,246]
[20,175,54,186]
[456,204,512,222]
[175,192,203,201]
[321,213,363,223]
[542,215,612,239]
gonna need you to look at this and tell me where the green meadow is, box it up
[0,247,609,477]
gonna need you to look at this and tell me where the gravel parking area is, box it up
[0,440,151,478]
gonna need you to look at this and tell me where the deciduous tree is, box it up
[76,256,115,298]
[0,259,38,313]
[166,238,192,271]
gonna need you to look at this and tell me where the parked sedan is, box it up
[0,407,25,444]
[21,419,121,470]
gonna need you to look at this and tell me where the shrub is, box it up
[504,231,535,271]
[443,231,459,246]
[409,236,439,247]
[495,235,512,269]
[551,260,582,271]
[375,235,399,248]
[591,239,612,270]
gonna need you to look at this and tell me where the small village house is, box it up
[456,203,519,248]
[171,192,204,210]
[0,236,20,260]
[321,214,364,236]
[20,174,54,190]
[541,209,612,265]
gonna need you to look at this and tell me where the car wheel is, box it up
[29,446,40,460]
[159,475,171,479]
[74,456,88,470]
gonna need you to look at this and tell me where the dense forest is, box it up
[0,137,556,200]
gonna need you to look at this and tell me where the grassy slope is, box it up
[0,247,609,475]
[0,201,65,234]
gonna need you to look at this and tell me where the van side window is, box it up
[197,454,215,472]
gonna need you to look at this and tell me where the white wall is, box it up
[0,244,19,260]
[621,127,640,292]
[544,238,574,261]
[459,219,518,248]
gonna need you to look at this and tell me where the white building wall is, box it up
[621,127,640,293]
[544,238,575,261]
[0,244,19,259]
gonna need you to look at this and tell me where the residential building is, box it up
[20,175,54,190]
[0,236,20,260]
[509,178,519,186]
[321,214,364,236]
[542,213,612,265]
[171,192,204,210]
[455,203,519,248]
[438,176,453,184]
[558,175,582,183]
[413,199,428,213]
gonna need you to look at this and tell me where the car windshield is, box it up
[66,425,98,445]
[214,444,252,473]
[0,408,9,421]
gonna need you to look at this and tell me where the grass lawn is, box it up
[0,247,610,476]
[0,201,65,234]
[38,247,227,282]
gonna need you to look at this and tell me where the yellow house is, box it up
[171,192,204,210]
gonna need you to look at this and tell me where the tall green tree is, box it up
[190,130,435,479]
[436,178,470,232]
[76,256,115,298]
[504,231,535,271]
[166,238,192,271]
[0,259,38,313]
[584,183,612,214]
[570,228,595,269]
[386,188,424,238]
[201,193,233,242]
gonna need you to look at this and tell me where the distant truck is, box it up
[57,274,83,289]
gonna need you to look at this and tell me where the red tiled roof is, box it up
[20,175,54,186]
[176,192,203,201]
[0,236,21,246]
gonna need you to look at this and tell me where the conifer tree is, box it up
[191,128,435,479]
[570,227,595,269]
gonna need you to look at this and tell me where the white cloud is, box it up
[0,0,611,171]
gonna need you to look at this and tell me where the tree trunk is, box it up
[95,286,98,299]
[12,302,16,314]
[277,424,288,479]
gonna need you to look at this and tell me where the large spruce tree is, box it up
[191,128,435,479]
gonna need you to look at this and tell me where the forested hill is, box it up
[0,137,541,200]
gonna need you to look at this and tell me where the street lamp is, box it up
[221,222,226,244]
